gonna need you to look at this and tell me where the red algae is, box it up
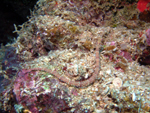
[137,0,150,12]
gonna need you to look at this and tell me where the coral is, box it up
[137,0,150,12]
[137,0,150,22]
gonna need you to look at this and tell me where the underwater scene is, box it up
[0,0,150,112]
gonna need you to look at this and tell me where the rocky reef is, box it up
[0,0,150,113]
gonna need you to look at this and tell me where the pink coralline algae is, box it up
[13,69,71,112]
[137,0,150,12]
[13,69,37,103]
[119,50,133,62]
